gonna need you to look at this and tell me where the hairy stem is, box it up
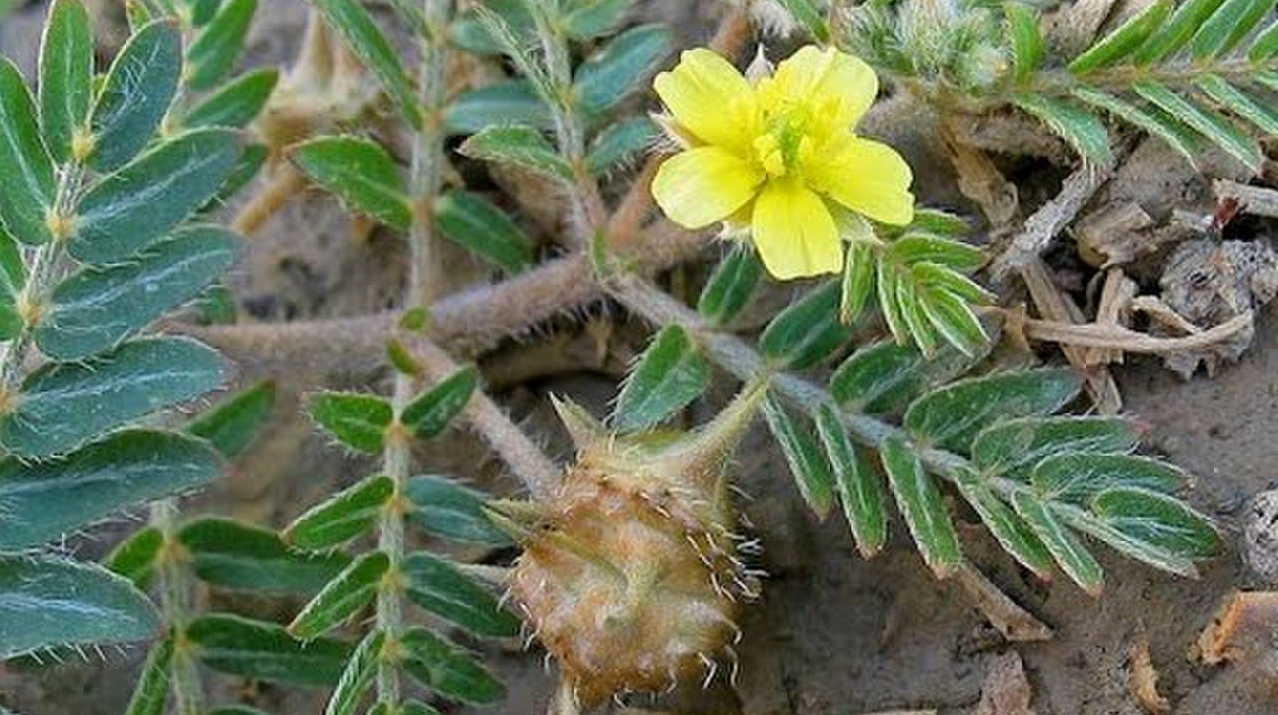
[526,0,607,244]
[413,337,561,499]
[0,163,83,393]
[152,499,204,715]
[376,1,452,705]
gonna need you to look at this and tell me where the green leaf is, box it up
[187,380,277,459]
[1005,3,1045,84]
[698,244,764,327]
[1068,0,1172,74]
[449,0,532,55]
[459,126,572,182]
[778,0,831,41]
[105,525,164,589]
[889,233,985,271]
[38,0,93,163]
[434,190,533,272]
[0,337,226,458]
[910,261,994,303]
[325,630,383,715]
[1030,453,1186,504]
[563,0,635,39]
[586,115,657,174]
[1072,87,1202,165]
[761,281,855,369]
[879,435,962,578]
[178,517,350,593]
[187,0,255,90]
[830,339,983,414]
[815,404,888,558]
[613,325,710,433]
[400,702,442,715]
[1057,502,1197,576]
[307,391,393,454]
[403,552,519,637]
[190,0,222,25]
[0,430,221,549]
[1195,74,1278,136]
[290,552,388,639]
[89,21,182,172]
[1135,0,1227,62]
[402,367,477,439]
[1014,94,1112,164]
[574,24,672,115]
[444,80,551,135]
[72,128,244,263]
[1250,19,1278,60]
[1011,492,1104,595]
[1090,486,1218,558]
[312,0,423,129]
[405,474,512,545]
[38,225,239,359]
[0,58,55,246]
[904,368,1082,453]
[1192,0,1276,58]
[1133,80,1263,172]
[186,68,279,128]
[894,273,938,357]
[972,416,1141,478]
[841,240,876,325]
[917,284,990,358]
[207,141,267,210]
[763,394,835,519]
[0,228,26,339]
[293,136,411,231]
[124,636,173,715]
[401,628,505,704]
[286,475,394,550]
[952,467,1054,579]
[188,613,352,687]
[0,556,159,658]
[898,209,972,237]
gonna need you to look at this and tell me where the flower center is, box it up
[753,105,817,178]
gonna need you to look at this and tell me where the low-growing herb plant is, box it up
[0,0,1256,713]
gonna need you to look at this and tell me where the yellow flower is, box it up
[651,46,915,280]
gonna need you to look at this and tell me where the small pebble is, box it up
[1243,489,1278,584]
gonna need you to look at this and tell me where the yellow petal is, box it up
[751,178,843,280]
[652,147,763,229]
[807,136,915,226]
[762,46,878,129]
[653,49,758,152]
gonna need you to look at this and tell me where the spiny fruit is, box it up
[493,382,767,708]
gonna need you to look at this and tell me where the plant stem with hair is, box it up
[375,0,452,705]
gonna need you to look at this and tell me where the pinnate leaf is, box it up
[0,556,159,658]
[0,337,226,458]
[286,475,394,550]
[0,430,222,550]
[880,435,962,578]
[613,325,710,433]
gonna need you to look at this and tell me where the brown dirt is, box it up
[2,1,1275,714]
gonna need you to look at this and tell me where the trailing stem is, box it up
[376,0,451,706]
